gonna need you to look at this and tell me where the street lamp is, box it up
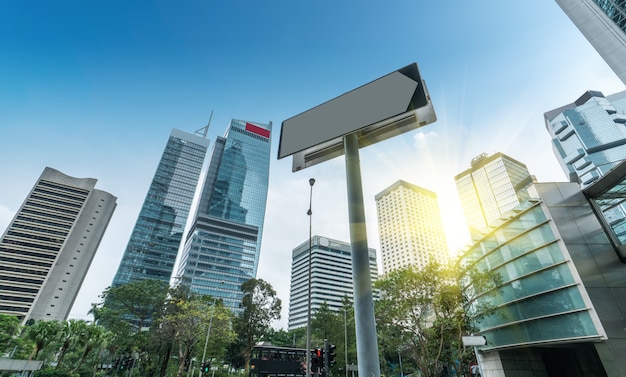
[199,298,217,377]
[200,281,224,377]
[306,178,315,375]
[344,308,348,377]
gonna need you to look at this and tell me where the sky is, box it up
[1,0,625,329]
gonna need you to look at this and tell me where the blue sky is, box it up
[1,1,625,328]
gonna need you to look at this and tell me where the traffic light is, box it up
[120,357,127,370]
[201,362,210,373]
[311,348,323,373]
[327,344,336,367]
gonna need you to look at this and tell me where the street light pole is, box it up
[344,308,348,377]
[306,178,315,376]
[199,298,217,377]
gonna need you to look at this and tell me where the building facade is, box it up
[375,180,448,274]
[455,152,534,240]
[176,119,272,312]
[544,90,626,188]
[0,167,116,323]
[555,0,626,85]
[112,128,210,287]
[288,235,379,331]
[461,182,626,377]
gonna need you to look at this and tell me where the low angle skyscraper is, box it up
[544,90,626,188]
[288,235,378,331]
[455,152,534,239]
[176,119,272,312]
[375,180,448,274]
[0,167,116,323]
[460,180,626,376]
[555,0,626,85]
[112,128,210,287]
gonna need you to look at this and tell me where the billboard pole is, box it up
[344,132,381,377]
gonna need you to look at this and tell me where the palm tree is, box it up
[23,320,62,361]
[71,324,112,374]
[55,319,88,368]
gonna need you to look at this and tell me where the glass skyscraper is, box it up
[544,90,626,188]
[112,128,210,287]
[460,183,612,375]
[555,0,626,84]
[454,152,534,240]
[176,119,272,312]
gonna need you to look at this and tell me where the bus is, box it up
[249,344,308,377]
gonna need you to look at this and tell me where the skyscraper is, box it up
[176,119,272,312]
[0,167,116,323]
[288,235,378,331]
[455,152,534,239]
[459,182,616,375]
[544,90,626,188]
[555,0,626,85]
[375,180,448,274]
[112,128,210,287]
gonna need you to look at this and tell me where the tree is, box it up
[97,279,169,330]
[55,319,88,369]
[233,278,281,371]
[158,292,234,377]
[0,314,21,355]
[22,320,63,362]
[70,323,112,374]
[374,260,500,377]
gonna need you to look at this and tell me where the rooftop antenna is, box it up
[195,110,213,138]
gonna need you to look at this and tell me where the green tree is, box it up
[0,314,21,355]
[97,279,169,330]
[70,324,112,374]
[374,260,500,377]
[262,328,293,347]
[55,319,88,369]
[233,278,281,371]
[22,320,63,362]
[159,294,234,377]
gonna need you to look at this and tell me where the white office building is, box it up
[288,235,378,331]
[375,180,448,274]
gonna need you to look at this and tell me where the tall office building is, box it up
[288,235,379,331]
[0,167,116,323]
[176,119,272,312]
[544,90,626,188]
[375,180,448,274]
[112,128,210,287]
[555,0,626,85]
[455,152,534,239]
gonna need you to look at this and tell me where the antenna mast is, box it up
[195,111,213,138]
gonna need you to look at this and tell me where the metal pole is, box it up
[306,178,315,376]
[200,299,216,377]
[399,351,403,377]
[344,309,348,377]
[343,133,381,377]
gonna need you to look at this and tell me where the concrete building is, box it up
[177,119,272,312]
[0,167,116,323]
[111,128,210,288]
[461,180,626,377]
[555,0,626,85]
[455,153,534,240]
[375,180,448,273]
[288,235,378,330]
